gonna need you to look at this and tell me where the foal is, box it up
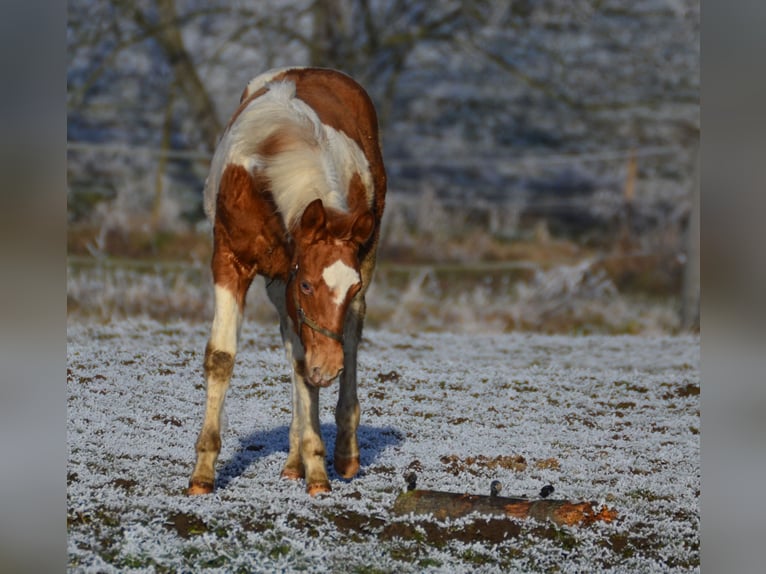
[188,68,386,496]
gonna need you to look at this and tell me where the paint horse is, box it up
[188,68,386,496]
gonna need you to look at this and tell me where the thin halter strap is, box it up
[289,266,345,343]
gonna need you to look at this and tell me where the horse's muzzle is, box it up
[308,367,343,388]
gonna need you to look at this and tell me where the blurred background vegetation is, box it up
[67,0,699,334]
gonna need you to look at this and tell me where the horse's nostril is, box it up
[307,366,343,386]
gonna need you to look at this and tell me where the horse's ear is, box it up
[350,211,375,246]
[299,199,326,240]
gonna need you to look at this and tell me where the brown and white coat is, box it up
[188,67,386,496]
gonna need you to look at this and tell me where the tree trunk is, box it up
[151,82,175,228]
[152,0,222,152]
[392,489,618,527]
[310,0,349,68]
[681,144,700,331]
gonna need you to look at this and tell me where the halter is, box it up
[289,266,345,344]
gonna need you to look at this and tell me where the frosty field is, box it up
[67,319,699,572]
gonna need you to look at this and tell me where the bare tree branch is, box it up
[129,0,222,151]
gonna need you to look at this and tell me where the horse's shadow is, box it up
[216,423,403,490]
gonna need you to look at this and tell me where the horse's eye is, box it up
[300,281,313,295]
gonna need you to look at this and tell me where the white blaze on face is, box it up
[322,259,360,306]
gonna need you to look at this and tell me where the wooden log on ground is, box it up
[392,489,618,527]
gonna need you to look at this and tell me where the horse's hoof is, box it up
[187,479,214,495]
[334,456,360,479]
[280,466,304,481]
[306,481,332,496]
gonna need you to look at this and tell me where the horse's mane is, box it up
[204,79,371,229]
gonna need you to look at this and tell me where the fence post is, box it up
[681,144,700,331]
[152,84,176,228]
[618,148,638,252]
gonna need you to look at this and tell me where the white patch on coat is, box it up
[209,285,241,355]
[322,259,360,306]
[203,69,373,228]
[241,67,295,100]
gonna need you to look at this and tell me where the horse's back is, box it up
[241,67,380,145]
[241,67,386,215]
[207,67,385,228]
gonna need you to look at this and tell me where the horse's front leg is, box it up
[334,296,365,479]
[267,280,330,495]
[188,261,250,495]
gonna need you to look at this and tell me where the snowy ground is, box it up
[67,319,699,572]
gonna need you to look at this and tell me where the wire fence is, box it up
[67,139,694,220]
[66,139,699,330]
[66,137,697,259]
[66,139,687,169]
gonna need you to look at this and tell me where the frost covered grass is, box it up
[67,318,699,572]
[67,257,681,335]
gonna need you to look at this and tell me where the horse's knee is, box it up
[204,344,234,381]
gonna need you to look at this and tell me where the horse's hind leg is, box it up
[282,364,332,495]
[294,376,330,495]
[188,263,249,495]
[267,280,330,495]
[265,280,304,481]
